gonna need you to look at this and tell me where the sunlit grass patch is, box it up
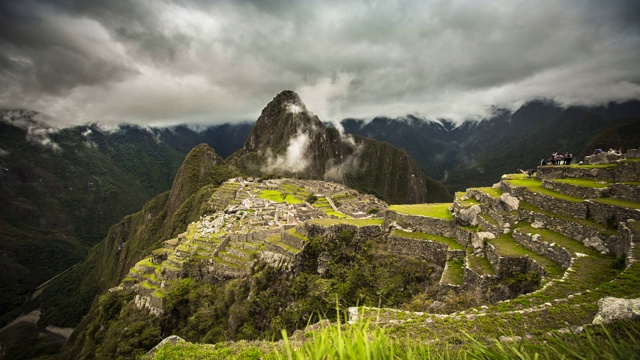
[466,251,495,276]
[508,179,584,203]
[552,178,613,188]
[307,218,383,227]
[442,259,464,285]
[388,203,453,219]
[257,190,303,204]
[592,197,640,209]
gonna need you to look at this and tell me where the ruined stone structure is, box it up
[119,151,640,319]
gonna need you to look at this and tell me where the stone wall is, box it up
[384,211,455,238]
[512,230,572,269]
[542,180,608,199]
[609,184,640,203]
[305,223,384,242]
[520,191,588,219]
[517,206,616,253]
[387,235,448,265]
[585,152,622,165]
[282,230,307,249]
[485,243,547,278]
[586,201,640,226]
[614,161,640,182]
[536,166,615,181]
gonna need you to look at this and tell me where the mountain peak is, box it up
[244,90,323,153]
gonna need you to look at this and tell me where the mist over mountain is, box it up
[341,100,640,192]
[229,90,450,204]
[0,111,250,327]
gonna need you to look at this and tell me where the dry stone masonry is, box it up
[117,151,640,325]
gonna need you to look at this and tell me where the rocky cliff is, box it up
[229,90,450,204]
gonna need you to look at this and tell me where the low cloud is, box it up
[263,130,311,174]
[0,0,638,127]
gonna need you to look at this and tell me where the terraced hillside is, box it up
[60,153,640,359]
[116,178,389,316]
[349,156,640,347]
[146,153,640,358]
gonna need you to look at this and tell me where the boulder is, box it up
[499,193,520,212]
[471,231,495,253]
[458,205,481,226]
[627,149,640,159]
[584,236,609,254]
[593,297,640,325]
[531,221,545,229]
[147,335,186,356]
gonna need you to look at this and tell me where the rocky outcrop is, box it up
[593,297,640,324]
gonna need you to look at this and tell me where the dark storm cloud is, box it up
[0,0,638,127]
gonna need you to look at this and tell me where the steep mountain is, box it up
[229,90,450,203]
[39,145,238,328]
[0,112,150,326]
[0,113,251,333]
[341,100,640,192]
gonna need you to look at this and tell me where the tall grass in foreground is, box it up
[151,318,640,359]
[270,318,640,360]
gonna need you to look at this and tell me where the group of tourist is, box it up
[539,152,573,166]
[592,147,622,155]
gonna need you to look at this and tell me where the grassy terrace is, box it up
[313,197,347,218]
[307,218,384,227]
[551,178,613,188]
[516,222,601,256]
[466,250,495,275]
[257,190,303,204]
[566,163,616,169]
[388,203,453,219]
[441,259,464,285]
[267,234,301,254]
[507,178,584,203]
[286,227,309,242]
[454,191,480,207]
[519,201,616,236]
[135,258,161,269]
[354,238,628,348]
[391,230,463,250]
[472,186,502,198]
[212,255,245,270]
[592,197,640,209]
[488,234,563,278]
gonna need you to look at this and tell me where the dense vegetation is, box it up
[56,227,439,359]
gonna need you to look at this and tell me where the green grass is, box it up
[267,234,301,254]
[552,178,613,188]
[391,230,464,250]
[568,164,616,169]
[388,203,453,219]
[455,192,480,207]
[441,260,464,285]
[592,197,640,209]
[519,201,616,236]
[135,258,160,268]
[474,187,502,198]
[307,218,384,227]
[313,197,348,218]
[489,234,563,278]
[257,190,303,204]
[515,223,601,256]
[466,251,495,276]
[507,179,584,203]
[286,228,309,242]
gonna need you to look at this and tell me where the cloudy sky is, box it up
[1,0,639,127]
